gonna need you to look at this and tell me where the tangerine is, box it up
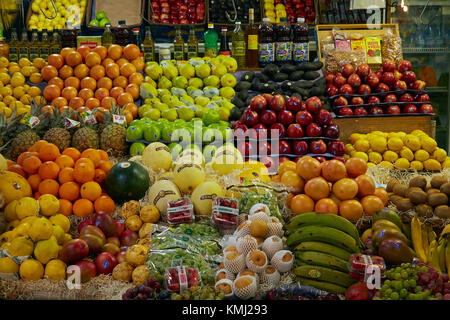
[361,196,384,216]
[48,54,64,69]
[80,77,97,91]
[125,83,139,100]
[304,177,330,200]
[66,51,82,67]
[80,181,102,201]
[85,97,100,110]
[123,44,140,60]
[7,164,26,177]
[76,45,91,60]
[94,88,109,101]
[73,161,95,184]
[80,149,101,167]
[120,63,136,77]
[109,86,124,99]
[98,150,109,161]
[355,174,376,198]
[116,58,129,68]
[90,65,105,80]
[296,156,321,180]
[124,103,138,118]
[58,199,72,216]
[38,179,59,196]
[85,52,101,68]
[94,195,115,214]
[74,64,90,79]
[48,77,64,90]
[62,148,81,162]
[117,92,133,106]
[102,58,115,68]
[38,161,60,180]
[78,88,94,101]
[39,143,60,161]
[58,167,74,184]
[59,65,73,79]
[290,194,315,215]
[131,58,144,72]
[92,46,107,60]
[374,187,389,206]
[60,48,75,59]
[41,65,59,82]
[51,96,68,109]
[113,76,128,88]
[339,200,363,221]
[94,168,106,184]
[107,45,123,60]
[27,174,42,192]
[315,198,338,214]
[105,63,120,79]
[43,84,61,101]
[23,156,42,174]
[97,77,113,90]
[101,96,116,110]
[280,171,304,194]
[321,160,347,182]
[68,97,85,110]
[128,72,144,85]
[59,181,80,201]
[61,86,78,101]
[55,155,75,169]
[64,76,80,90]
[345,158,368,178]
[332,178,359,201]
[73,199,94,218]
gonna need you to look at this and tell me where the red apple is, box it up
[269,94,286,112]
[305,96,322,113]
[412,80,426,91]
[369,107,384,115]
[375,70,383,80]
[381,72,395,86]
[323,124,340,138]
[334,96,348,107]
[356,64,371,78]
[242,108,259,126]
[262,94,273,105]
[314,156,326,163]
[326,84,339,96]
[403,104,418,113]
[278,110,294,125]
[420,104,434,114]
[253,123,268,139]
[116,251,127,264]
[339,84,353,95]
[358,84,371,95]
[237,141,255,157]
[260,156,275,170]
[367,96,381,104]
[386,105,401,114]
[78,219,93,234]
[398,60,412,73]
[73,260,97,283]
[286,96,302,113]
[393,80,407,91]
[333,74,347,88]
[354,107,368,116]
[306,123,322,137]
[295,111,314,126]
[120,230,138,246]
[325,73,335,84]
[250,95,267,113]
[400,93,414,103]
[383,94,397,103]
[340,63,355,77]
[339,107,353,116]
[315,109,332,126]
[287,123,304,138]
[292,141,309,155]
[402,71,416,84]
[346,282,373,300]
[95,252,117,275]
[376,83,390,93]
[310,139,327,154]
[258,141,272,156]
[328,141,346,156]
[382,60,396,72]
[260,109,278,125]
[350,97,364,105]
[234,124,248,139]
[417,94,430,102]
[347,73,361,88]
[114,220,125,237]
[270,123,286,139]
[366,73,380,88]
[279,140,291,154]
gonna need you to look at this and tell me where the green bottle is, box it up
[204,24,218,58]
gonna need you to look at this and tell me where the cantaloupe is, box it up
[190,181,224,216]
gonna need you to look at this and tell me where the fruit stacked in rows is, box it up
[8,140,115,217]
[279,157,388,221]
[29,0,86,31]
[150,0,205,24]
[0,57,45,119]
[119,200,160,241]
[326,60,433,116]
[264,0,315,24]
[0,196,73,281]
[346,130,449,171]
[209,0,259,24]
[286,212,364,294]
[167,198,195,224]
[43,44,144,125]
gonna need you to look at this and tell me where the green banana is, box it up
[446,241,450,274]
[293,265,356,287]
[374,209,404,230]
[437,242,446,274]
[285,212,362,246]
[295,251,349,273]
[287,225,360,253]
[296,277,347,294]
[411,216,427,263]
[294,241,352,261]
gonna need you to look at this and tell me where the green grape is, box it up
[384,280,391,287]
[419,266,428,274]
[408,279,417,288]
[394,281,403,291]
[401,271,408,279]
[395,267,402,273]
[413,275,419,281]
[385,289,393,296]
[394,272,402,280]
[399,288,408,298]
[391,292,400,300]
[402,280,410,288]
[415,286,422,293]
[373,297,382,300]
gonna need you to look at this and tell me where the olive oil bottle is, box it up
[19,30,30,60]
[187,26,198,59]
[29,29,40,61]
[50,30,62,55]
[173,27,184,61]
[142,26,155,62]
[40,29,50,60]
[8,28,19,63]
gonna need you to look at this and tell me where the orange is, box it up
[80,149,101,167]
[85,52,101,68]
[76,106,87,113]
[80,77,97,91]
[304,177,330,201]
[94,168,106,184]
[62,148,81,162]
[51,96,68,109]
[125,83,139,100]
[80,181,102,201]
[124,103,138,118]
[332,178,359,201]
[92,46,108,60]
[27,174,42,192]
[75,157,95,168]
[321,160,347,182]
[94,107,108,123]
[41,105,55,117]
[116,58,129,68]
[66,51,83,67]
[296,156,321,180]
[68,97,85,110]
[74,64,90,79]
[59,65,74,79]
[361,195,384,216]
[90,65,105,80]
[58,167,74,184]
[355,174,376,198]
[128,72,144,85]
[65,76,80,90]
[315,198,338,215]
[278,160,297,177]
[55,155,75,169]
[101,96,116,110]
[17,151,39,165]
[38,179,59,196]
[339,200,364,221]
[23,156,42,174]
[113,76,128,88]
[73,161,95,184]
[7,164,26,177]
[48,54,64,69]
[345,158,368,178]
[98,150,109,161]
[41,65,59,82]
[48,77,64,90]
[78,88,94,101]
[97,77,113,90]
[85,97,101,110]
[77,45,91,60]
[280,171,304,194]
[131,58,144,72]
[105,63,120,79]
[60,47,75,59]
[109,86,124,99]
[108,44,123,60]
[39,143,60,161]
[61,86,78,101]
[102,57,115,68]
[38,161,60,179]
[117,92,133,106]
[120,63,136,77]
[43,84,61,101]
[29,140,48,153]
[290,194,315,215]
[123,111,133,125]
[58,199,73,216]
[94,195,115,214]
[374,187,389,206]
[123,44,140,60]
[73,199,94,218]
[95,88,109,101]
[58,106,72,113]
[59,181,80,201]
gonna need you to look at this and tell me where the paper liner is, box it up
[249,204,271,216]
[233,275,257,300]
[236,236,258,256]
[260,265,281,287]
[234,220,251,238]
[245,250,268,274]
[271,250,294,273]
[248,211,270,223]
[267,222,284,237]
[262,235,284,259]
[215,268,236,282]
[224,251,246,274]
[215,278,234,298]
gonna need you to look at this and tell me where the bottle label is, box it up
[248,35,258,50]
[40,47,49,60]
[19,47,29,59]
[205,47,218,58]
[51,47,61,55]
[232,41,245,56]
[174,46,184,61]
[275,42,291,62]
[9,47,18,62]
[219,50,231,56]
[143,46,154,62]
[187,45,198,59]
[29,47,39,60]
[258,43,274,63]
[293,42,309,62]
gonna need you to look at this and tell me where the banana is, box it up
[437,241,446,274]
[295,241,352,261]
[440,224,450,238]
[295,251,349,273]
[411,216,427,263]
[287,225,360,253]
[446,240,450,274]
[422,225,430,262]
[293,265,355,288]
[429,240,441,274]
[296,277,347,295]
[428,227,437,243]
[285,212,362,246]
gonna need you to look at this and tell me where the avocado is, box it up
[235,81,252,92]
[303,71,320,80]
[378,238,414,264]
[312,61,324,70]
[251,77,261,91]
[296,62,315,71]
[309,86,325,96]
[281,81,295,91]
[289,71,304,81]
[262,63,279,77]
[245,96,254,106]
[231,97,245,108]
[237,90,248,102]
[280,63,296,74]
[293,87,309,97]
[314,77,326,88]
[255,72,270,82]
[230,107,243,121]
[272,89,283,95]
[273,72,289,82]
[258,82,276,93]
[322,103,331,110]
[241,71,254,82]
[295,81,314,89]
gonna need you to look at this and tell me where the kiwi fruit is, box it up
[406,187,423,198]
[408,190,428,205]
[430,175,448,189]
[409,176,427,190]
[434,205,450,219]
[396,198,414,212]
[427,188,440,196]
[393,183,408,197]
[427,192,448,207]
[439,182,450,196]
[386,178,399,192]
[416,204,434,218]
[389,194,403,206]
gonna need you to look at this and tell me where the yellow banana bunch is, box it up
[411,215,428,263]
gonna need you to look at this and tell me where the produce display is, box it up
[150,0,205,24]
[29,0,87,31]
[264,0,316,24]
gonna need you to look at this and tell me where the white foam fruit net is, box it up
[224,251,246,274]
[245,250,268,274]
[271,250,294,273]
[262,235,284,259]
[233,275,258,300]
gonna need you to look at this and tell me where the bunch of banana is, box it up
[411,214,437,265]
[429,224,450,274]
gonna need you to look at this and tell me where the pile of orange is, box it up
[6,140,116,218]
[42,44,144,125]
[274,157,388,221]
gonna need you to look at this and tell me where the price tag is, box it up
[23,115,40,129]
[113,114,127,126]
[64,117,81,129]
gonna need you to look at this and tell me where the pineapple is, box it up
[10,130,41,160]
[99,105,128,157]
[0,106,25,149]
[43,107,72,152]
[72,126,100,152]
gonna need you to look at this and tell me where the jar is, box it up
[159,44,171,62]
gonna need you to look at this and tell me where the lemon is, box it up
[4,200,18,222]
[18,58,32,68]
[379,161,394,169]
[34,238,59,264]
[370,137,387,153]
[402,134,420,151]
[44,259,67,281]
[9,236,34,256]
[354,139,370,152]
[52,225,65,245]
[10,76,25,88]
[352,152,368,162]
[423,159,441,171]
[414,149,430,162]
[16,197,39,220]
[0,86,12,96]
[49,214,70,233]
[411,129,426,136]
[29,217,53,242]
[397,132,406,140]
[442,158,450,169]
[420,136,437,154]
[368,152,382,164]
[14,222,31,237]
[387,137,403,151]
[383,150,399,163]
[344,154,350,160]
[367,162,375,168]
[410,161,424,171]
[6,220,20,231]
[0,57,8,68]
[431,148,446,163]
[372,131,387,138]
[63,233,72,245]
[0,257,19,274]
[38,194,60,217]
[28,86,41,97]
[400,147,414,161]
[0,231,16,243]
[394,158,410,170]
[21,216,39,225]
[19,258,44,281]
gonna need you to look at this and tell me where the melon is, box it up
[190,181,225,216]
[173,162,205,193]
[0,171,32,209]
[105,162,150,203]
[176,149,205,167]
[148,180,181,215]
[211,145,244,174]
[239,161,271,183]
[142,142,172,171]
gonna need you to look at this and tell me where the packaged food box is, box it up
[211,197,239,228]
[167,198,194,225]
[165,266,201,292]
[351,39,366,51]
[365,37,382,64]
[348,254,386,281]
[335,40,351,51]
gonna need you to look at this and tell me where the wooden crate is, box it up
[334,115,436,144]
[206,0,263,27]
[26,0,88,30]
[85,0,144,30]
[147,0,206,26]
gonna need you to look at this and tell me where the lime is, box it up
[202,109,221,126]
[126,126,144,141]
[143,126,161,143]
[130,142,146,156]
[96,10,107,20]
[89,19,99,27]
[98,18,111,27]
[168,143,183,159]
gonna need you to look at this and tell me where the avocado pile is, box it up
[209,0,261,24]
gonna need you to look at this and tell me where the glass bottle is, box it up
[61,22,78,48]
[19,30,30,60]
[8,29,19,62]
[219,27,231,56]
[292,18,309,63]
[101,24,116,48]
[187,26,198,60]
[40,29,50,61]
[231,21,245,69]
[245,8,259,68]
[173,27,185,61]
[274,17,291,65]
[50,30,62,55]
[0,28,9,59]
[142,26,155,63]
[258,18,274,67]
[114,20,130,46]
[204,24,218,58]
[29,29,40,61]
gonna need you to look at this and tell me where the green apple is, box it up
[188,77,204,89]
[177,107,195,122]
[161,124,174,141]
[202,128,216,144]
[143,126,161,143]
[126,126,144,141]
[211,64,228,78]
[204,75,220,88]
[129,119,142,127]
[98,18,111,27]
[195,64,211,79]
[220,74,237,88]
[129,142,146,156]
[219,87,236,100]
[96,10,107,20]
[89,20,99,27]
[219,126,233,142]
[162,109,178,122]
[179,63,195,79]
[143,108,161,121]
[157,88,171,97]
[173,76,188,89]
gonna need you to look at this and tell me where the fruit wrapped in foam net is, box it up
[260,265,281,286]
[224,251,246,274]
[262,235,284,259]
[246,250,269,273]
[215,268,236,282]
[234,220,251,238]
[236,235,258,256]
[267,222,284,237]
[237,269,259,284]
[271,250,294,273]
[215,278,234,298]
[248,204,270,222]
[233,275,258,300]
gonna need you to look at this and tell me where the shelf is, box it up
[402,47,450,54]
[407,0,450,5]
[427,87,449,93]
